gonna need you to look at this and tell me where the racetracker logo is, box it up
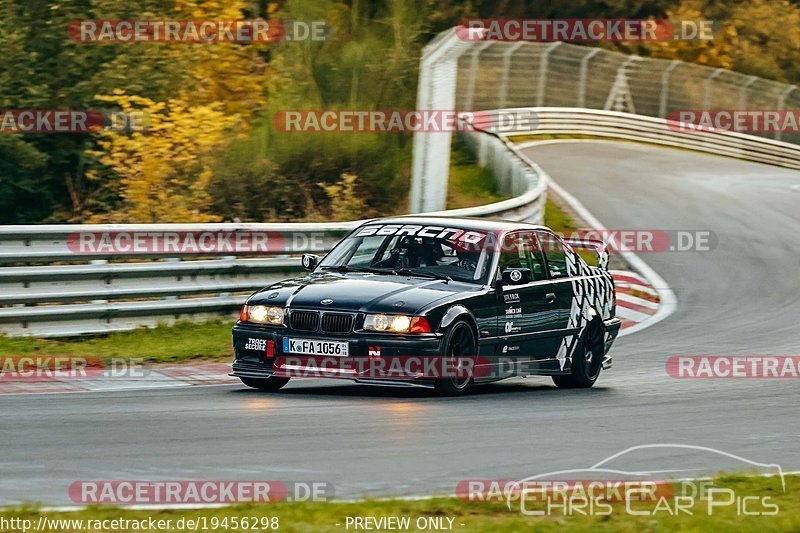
[557,230,716,253]
[68,480,333,504]
[272,355,491,380]
[457,19,715,42]
[0,110,147,133]
[457,479,674,503]
[66,230,335,255]
[68,20,329,43]
[666,356,800,378]
[272,110,538,133]
[0,356,148,380]
[667,110,800,133]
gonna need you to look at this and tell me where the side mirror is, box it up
[301,253,319,271]
[501,267,531,285]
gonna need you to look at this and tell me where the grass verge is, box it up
[544,198,577,233]
[544,198,599,267]
[1,475,797,532]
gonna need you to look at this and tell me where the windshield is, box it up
[318,224,494,284]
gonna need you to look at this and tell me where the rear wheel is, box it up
[434,320,476,396]
[240,376,290,391]
[553,320,604,389]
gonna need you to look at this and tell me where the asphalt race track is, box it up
[2,141,799,506]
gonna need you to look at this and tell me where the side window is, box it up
[525,233,548,281]
[497,234,530,275]
[496,232,547,281]
[537,232,569,279]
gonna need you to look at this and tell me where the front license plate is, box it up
[283,338,349,357]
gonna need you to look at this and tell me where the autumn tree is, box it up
[88,92,237,222]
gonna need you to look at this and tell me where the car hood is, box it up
[248,272,474,314]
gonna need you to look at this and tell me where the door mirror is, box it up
[301,253,319,270]
[501,267,531,285]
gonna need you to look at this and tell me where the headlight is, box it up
[244,305,285,325]
[363,314,431,333]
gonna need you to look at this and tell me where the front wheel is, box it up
[240,376,290,391]
[434,319,476,396]
[553,320,604,389]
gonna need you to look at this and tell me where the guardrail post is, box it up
[659,60,681,118]
[776,85,797,141]
[90,259,110,305]
[463,41,492,110]
[410,29,475,213]
[604,56,641,113]
[738,76,758,109]
[703,68,723,109]
[577,48,601,108]
[163,258,180,301]
[536,42,561,107]
[498,42,525,109]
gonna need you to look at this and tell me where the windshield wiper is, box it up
[319,265,393,275]
[393,268,451,282]
[320,265,451,282]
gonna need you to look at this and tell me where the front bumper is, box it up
[230,322,443,386]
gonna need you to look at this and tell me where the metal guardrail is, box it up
[0,134,546,337]
[473,107,800,170]
[5,104,799,337]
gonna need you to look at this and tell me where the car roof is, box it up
[359,215,549,233]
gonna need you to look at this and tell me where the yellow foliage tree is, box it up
[88,91,237,223]
[171,0,273,118]
[631,0,800,81]
[320,173,367,222]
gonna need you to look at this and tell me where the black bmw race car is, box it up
[231,216,621,395]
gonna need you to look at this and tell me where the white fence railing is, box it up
[411,28,800,212]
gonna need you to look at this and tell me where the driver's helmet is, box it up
[396,236,440,267]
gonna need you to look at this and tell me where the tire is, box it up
[434,319,476,396]
[240,376,290,391]
[552,320,604,389]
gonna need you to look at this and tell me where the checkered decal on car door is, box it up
[553,244,615,370]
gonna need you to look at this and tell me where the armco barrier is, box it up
[0,132,546,337]
[472,107,800,170]
[4,105,800,337]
